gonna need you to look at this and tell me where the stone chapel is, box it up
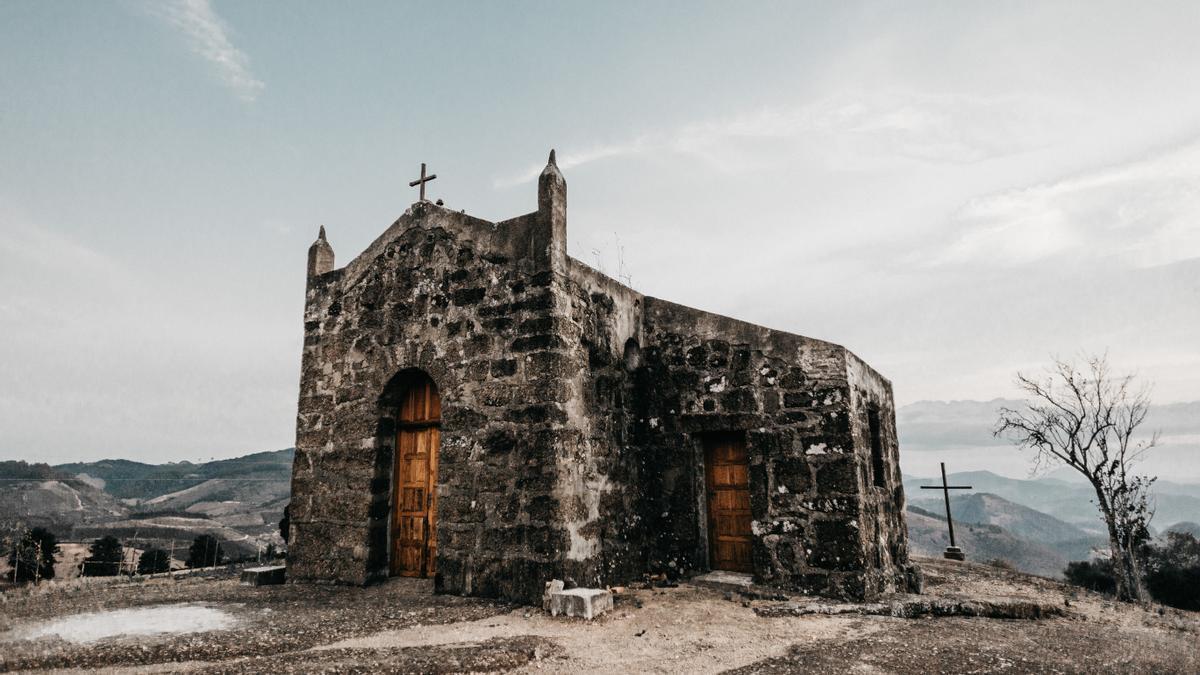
[287,151,919,604]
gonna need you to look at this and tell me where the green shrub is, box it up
[137,548,172,575]
[1063,559,1117,594]
[186,534,223,568]
[1143,532,1200,611]
[5,527,60,583]
[81,536,124,576]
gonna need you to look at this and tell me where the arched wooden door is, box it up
[390,373,440,577]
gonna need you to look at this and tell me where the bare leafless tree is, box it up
[994,353,1158,602]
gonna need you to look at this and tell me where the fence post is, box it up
[129,529,140,577]
[33,540,42,585]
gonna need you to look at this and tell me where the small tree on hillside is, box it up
[82,535,124,576]
[995,353,1156,602]
[137,548,172,575]
[1143,532,1200,611]
[6,527,60,584]
[187,534,223,569]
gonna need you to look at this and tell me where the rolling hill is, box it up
[911,492,1089,543]
[903,470,1200,536]
[1,451,294,560]
[54,449,294,503]
[904,505,1071,578]
[0,461,129,534]
[907,491,1107,570]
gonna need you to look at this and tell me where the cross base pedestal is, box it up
[943,546,965,561]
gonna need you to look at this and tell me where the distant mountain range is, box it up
[0,450,293,570]
[3,424,1196,582]
[903,470,1200,536]
[905,490,1106,575]
[897,398,1200,482]
[0,461,128,532]
[905,503,1078,578]
[54,450,294,503]
[901,470,1200,577]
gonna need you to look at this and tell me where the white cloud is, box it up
[935,140,1200,268]
[148,0,264,102]
[493,89,1067,187]
[492,138,652,189]
[670,90,1063,169]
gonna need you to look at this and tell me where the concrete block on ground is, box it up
[543,579,612,620]
[240,565,287,586]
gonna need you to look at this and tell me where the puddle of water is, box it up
[10,603,237,644]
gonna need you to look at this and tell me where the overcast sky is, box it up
[1,1,1198,466]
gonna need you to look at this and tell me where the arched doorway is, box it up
[390,371,440,577]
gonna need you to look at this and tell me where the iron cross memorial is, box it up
[920,462,973,561]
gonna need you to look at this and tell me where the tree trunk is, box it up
[1092,485,1144,602]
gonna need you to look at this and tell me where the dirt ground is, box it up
[1,557,1197,674]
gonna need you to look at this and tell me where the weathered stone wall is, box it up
[557,260,648,587]
[846,353,918,596]
[635,298,914,600]
[289,200,577,603]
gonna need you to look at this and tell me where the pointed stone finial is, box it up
[308,225,335,279]
[541,148,564,182]
[537,149,567,272]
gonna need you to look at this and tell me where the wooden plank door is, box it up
[391,375,440,578]
[705,434,754,573]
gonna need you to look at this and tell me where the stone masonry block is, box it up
[542,580,613,620]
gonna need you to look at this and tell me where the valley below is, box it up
[0,450,292,576]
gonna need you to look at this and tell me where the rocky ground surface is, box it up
[1,557,1197,673]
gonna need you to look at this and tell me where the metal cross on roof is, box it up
[409,163,437,202]
[920,462,973,560]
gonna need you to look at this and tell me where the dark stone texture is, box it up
[289,153,915,605]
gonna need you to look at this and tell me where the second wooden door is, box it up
[705,434,754,573]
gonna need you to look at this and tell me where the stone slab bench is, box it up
[240,565,287,586]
